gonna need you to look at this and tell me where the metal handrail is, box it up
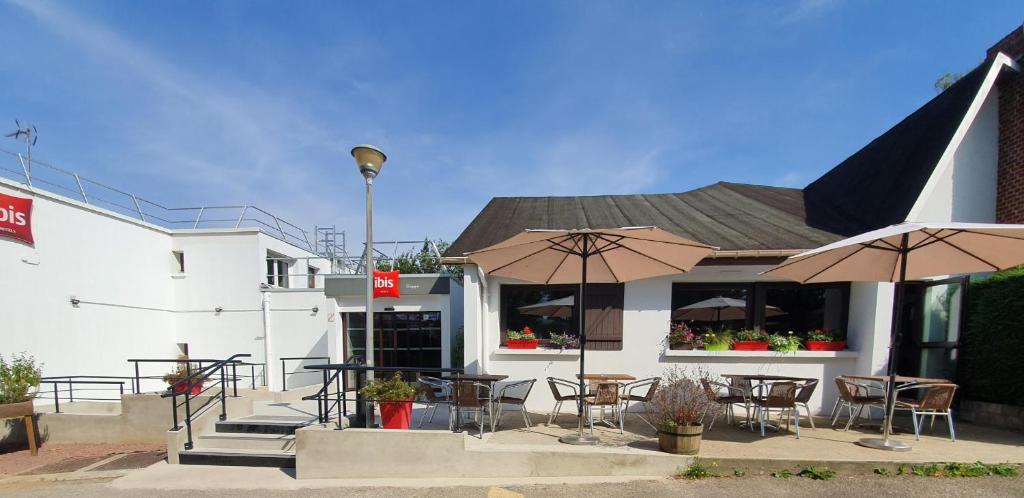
[38,377,128,413]
[160,353,251,450]
[280,356,331,391]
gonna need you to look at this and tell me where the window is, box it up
[266,251,290,288]
[308,265,319,288]
[171,251,185,273]
[670,283,752,332]
[669,282,849,335]
[760,283,847,334]
[500,284,624,350]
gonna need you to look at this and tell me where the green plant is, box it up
[989,463,1019,477]
[733,469,746,477]
[668,322,702,347]
[651,367,713,427]
[507,327,536,341]
[0,353,42,404]
[806,328,841,342]
[679,459,719,480]
[798,466,836,480]
[897,464,909,476]
[911,464,941,477]
[735,329,768,342]
[548,332,579,349]
[874,467,891,476]
[359,372,416,401]
[770,469,793,479]
[768,332,801,352]
[963,265,1024,406]
[162,356,201,386]
[904,462,1020,478]
[702,330,734,347]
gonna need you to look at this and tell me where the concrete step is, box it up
[215,417,310,435]
[178,448,295,468]
[195,433,296,451]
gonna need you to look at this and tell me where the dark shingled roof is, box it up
[803,60,991,236]
[445,183,844,255]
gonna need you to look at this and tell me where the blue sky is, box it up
[1,1,1022,245]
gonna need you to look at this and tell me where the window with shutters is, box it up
[499,283,624,350]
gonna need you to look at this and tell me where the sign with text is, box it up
[373,270,400,299]
[0,192,33,245]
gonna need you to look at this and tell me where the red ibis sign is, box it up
[373,270,400,299]
[0,192,33,245]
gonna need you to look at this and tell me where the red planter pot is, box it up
[173,383,204,395]
[380,400,413,429]
[733,341,770,351]
[507,339,538,349]
[806,341,846,351]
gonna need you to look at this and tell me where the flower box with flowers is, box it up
[506,327,538,349]
[702,331,733,351]
[668,323,702,350]
[546,332,579,350]
[805,328,846,351]
[732,329,770,351]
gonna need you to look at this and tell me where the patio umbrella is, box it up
[763,221,1024,451]
[467,227,715,444]
[672,296,785,322]
[518,296,575,319]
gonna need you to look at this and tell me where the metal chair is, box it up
[493,379,536,429]
[620,377,660,431]
[699,378,747,430]
[895,383,958,442]
[584,382,622,434]
[416,376,452,429]
[793,378,819,429]
[752,381,800,438]
[546,377,581,425]
[452,380,492,437]
[830,376,884,430]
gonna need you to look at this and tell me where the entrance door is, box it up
[898,277,967,382]
[343,311,443,375]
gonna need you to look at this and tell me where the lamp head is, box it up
[351,144,387,179]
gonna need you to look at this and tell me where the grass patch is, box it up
[874,467,891,476]
[733,469,746,478]
[798,466,837,481]
[678,459,720,480]
[881,462,1020,478]
[770,469,793,479]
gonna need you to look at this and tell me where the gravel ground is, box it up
[1,475,1022,497]
[0,443,165,476]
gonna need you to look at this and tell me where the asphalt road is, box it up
[1,475,1023,498]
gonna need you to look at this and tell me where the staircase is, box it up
[178,415,311,468]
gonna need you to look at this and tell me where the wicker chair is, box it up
[620,377,660,431]
[584,382,622,434]
[699,378,748,430]
[830,377,884,431]
[752,381,800,438]
[546,377,582,425]
[493,379,536,429]
[416,376,452,429]
[895,383,958,442]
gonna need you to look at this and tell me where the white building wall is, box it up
[265,289,339,391]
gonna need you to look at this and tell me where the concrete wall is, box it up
[265,289,339,391]
[463,264,892,415]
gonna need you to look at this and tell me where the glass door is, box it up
[898,277,967,382]
[343,311,443,376]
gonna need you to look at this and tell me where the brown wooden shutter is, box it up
[583,283,624,351]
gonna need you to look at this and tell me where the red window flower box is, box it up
[506,339,539,349]
[732,341,770,351]
[806,340,846,351]
[173,382,204,395]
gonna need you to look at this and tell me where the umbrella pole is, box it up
[561,234,599,445]
[857,233,912,452]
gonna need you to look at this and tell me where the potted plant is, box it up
[650,367,712,455]
[768,331,802,353]
[806,328,846,351]
[163,357,203,395]
[732,329,770,351]
[668,322,703,350]
[0,353,42,419]
[506,327,539,349]
[702,330,733,351]
[360,372,417,429]
[547,332,579,350]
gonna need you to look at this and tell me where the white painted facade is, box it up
[0,176,340,396]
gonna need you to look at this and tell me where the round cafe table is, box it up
[721,374,810,430]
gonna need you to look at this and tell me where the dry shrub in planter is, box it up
[650,367,713,455]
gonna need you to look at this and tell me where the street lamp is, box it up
[351,145,386,378]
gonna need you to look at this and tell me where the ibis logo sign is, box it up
[373,270,400,299]
[0,192,33,245]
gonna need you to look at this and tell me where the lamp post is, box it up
[351,145,387,377]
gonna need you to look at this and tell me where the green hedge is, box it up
[962,267,1024,406]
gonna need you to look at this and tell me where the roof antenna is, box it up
[5,120,38,175]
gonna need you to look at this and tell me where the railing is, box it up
[280,356,331,391]
[302,363,463,428]
[127,358,266,394]
[161,353,251,450]
[37,376,129,413]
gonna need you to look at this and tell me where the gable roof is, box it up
[802,60,991,236]
[445,182,843,256]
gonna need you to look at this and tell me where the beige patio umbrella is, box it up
[763,221,1024,451]
[518,296,575,319]
[468,227,716,445]
[672,296,785,322]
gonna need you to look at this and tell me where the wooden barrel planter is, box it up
[658,422,703,454]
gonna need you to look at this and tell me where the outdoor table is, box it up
[442,374,509,432]
[576,374,637,427]
[842,375,949,434]
[721,374,813,430]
